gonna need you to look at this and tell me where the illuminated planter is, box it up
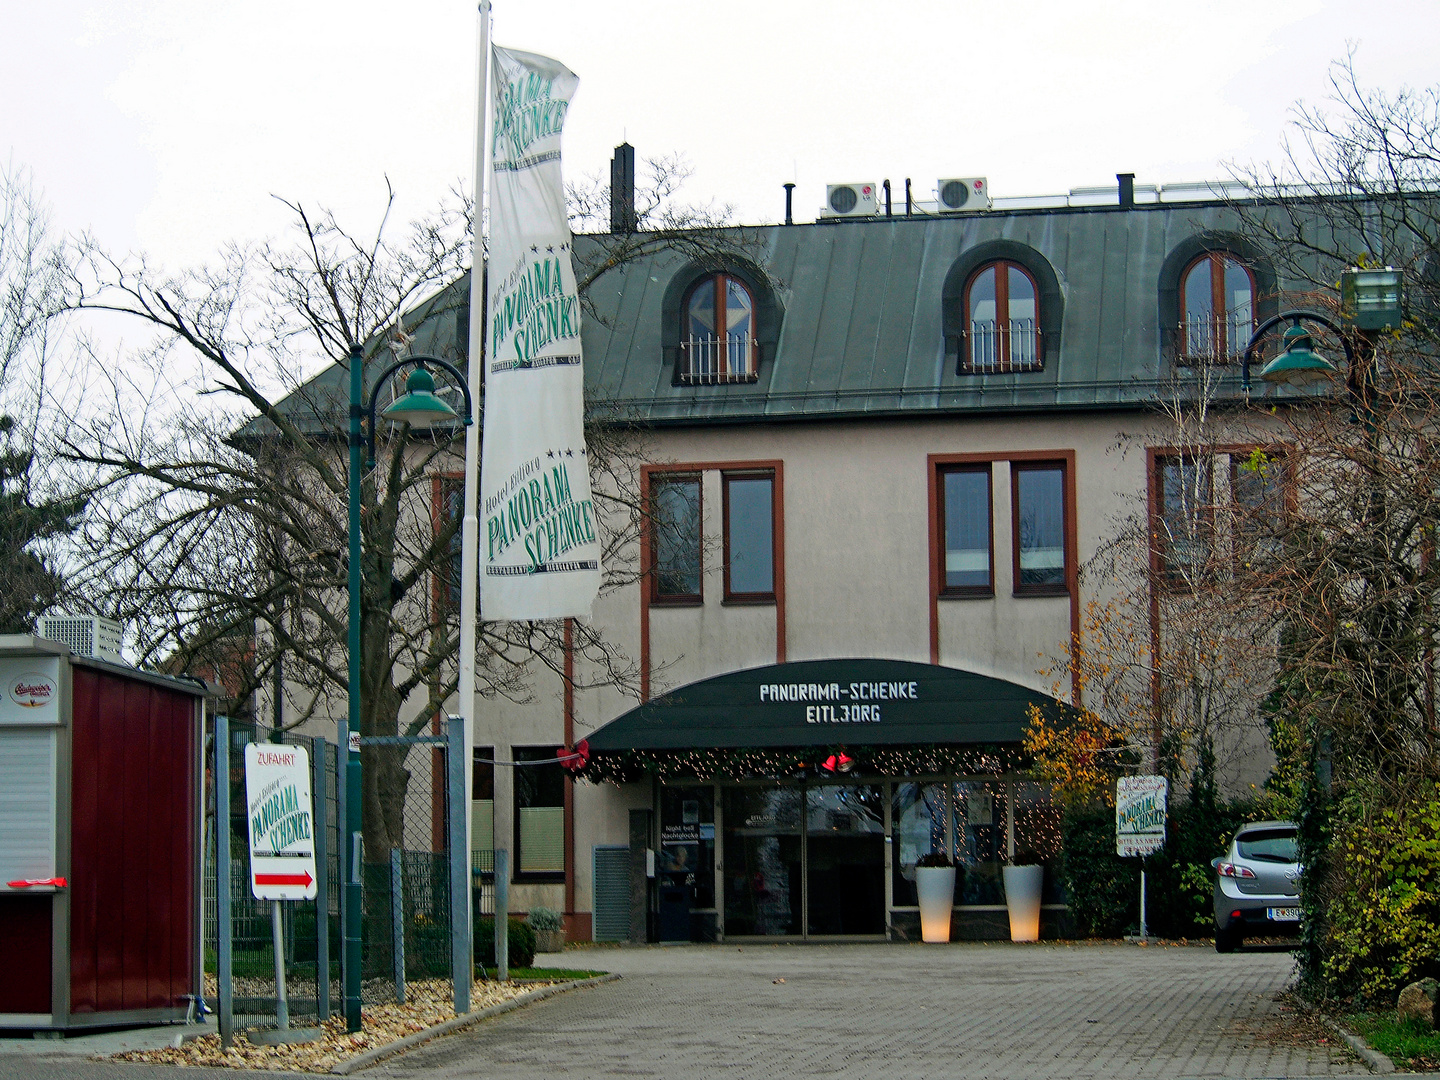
[915,866,956,943]
[1003,865,1044,942]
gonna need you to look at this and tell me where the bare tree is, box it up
[1029,365,1277,802]
[0,163,82,633]
[54,155,756,857]
[1220,53,1440,995]
[56,187,644,856]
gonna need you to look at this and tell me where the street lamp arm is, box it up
[1241,310,1357,397]
[363,354,475,468]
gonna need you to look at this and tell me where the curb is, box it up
[331,973,620,1075]
[1319,1015,1395,1074]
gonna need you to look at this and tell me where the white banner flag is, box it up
[480,46,601,621]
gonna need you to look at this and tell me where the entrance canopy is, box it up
[588,659,1060,751]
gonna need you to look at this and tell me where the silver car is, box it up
[1212,820,1301,952]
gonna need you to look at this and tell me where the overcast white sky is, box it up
[5,0,1438,271]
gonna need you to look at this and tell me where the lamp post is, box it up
[1240,267,1403,404]
[342,343,472,1032]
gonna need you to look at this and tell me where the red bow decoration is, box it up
[559,739,591,774]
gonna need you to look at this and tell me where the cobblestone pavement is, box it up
[368,941,1365,1080]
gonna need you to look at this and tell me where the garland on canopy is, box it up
[575,743,1031,785]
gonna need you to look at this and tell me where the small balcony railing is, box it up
[678,335,760,384]
[1177,312,1256,365]
[959,320,1042,374]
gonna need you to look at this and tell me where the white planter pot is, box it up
[915,866,956,943]
[1003,864,1044,942]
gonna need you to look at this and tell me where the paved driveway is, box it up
[370,941,1361,1080]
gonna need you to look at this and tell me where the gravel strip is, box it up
[112,979,552,1073]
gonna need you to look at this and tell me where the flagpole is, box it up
[458,0,492,988]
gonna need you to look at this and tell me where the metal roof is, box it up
[577,199,1278,423]
[257,195,1346,434]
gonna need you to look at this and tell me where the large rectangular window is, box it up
[723,472,775,601]
[938,465,993,595]
[513,746,565,879]
[1154,455,1213,581]
[651,475,702,603]
[1012,462,1068,594]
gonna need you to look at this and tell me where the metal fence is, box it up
[207,717,469,1039]
[205,726,339,1032]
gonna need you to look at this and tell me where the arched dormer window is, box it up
[679,273,759,384]
[962,261,1041,373]
[1180,252,1255,363]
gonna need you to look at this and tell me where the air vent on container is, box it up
[37,616,124,663]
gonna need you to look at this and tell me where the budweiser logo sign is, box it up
[9,673,57,708]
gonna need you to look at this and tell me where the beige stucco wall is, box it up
[265,405,1279,933]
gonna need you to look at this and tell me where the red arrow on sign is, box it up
[254,870,313,887]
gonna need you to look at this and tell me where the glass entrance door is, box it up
[805,783,885,935]
[722,786,802,936]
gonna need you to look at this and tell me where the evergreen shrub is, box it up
[475,916,536,969]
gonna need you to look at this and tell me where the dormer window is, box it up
[1180,253,1254,363]
[680,273,759,384]
[962,261,1041,374]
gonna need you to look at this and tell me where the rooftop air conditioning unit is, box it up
[37,616,125,663]
[937,177,989,212]
[822,183,878,218]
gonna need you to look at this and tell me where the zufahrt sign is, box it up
[244,743,318,900]
[1116,775,1167,857]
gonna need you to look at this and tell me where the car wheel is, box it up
[1215,924,1241,953]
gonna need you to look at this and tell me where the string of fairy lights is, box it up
[575,743,1033,785]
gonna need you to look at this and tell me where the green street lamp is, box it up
[1257,322,1339,387]
[1241,311,1352,396]
[377,366,458,429]
[342,345,472,1032]
[1240,267,1404,402]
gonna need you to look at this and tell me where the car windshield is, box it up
[1236,829,1297,863]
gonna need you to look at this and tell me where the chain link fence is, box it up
[207,719,468,1036]
[206,724,339,1030]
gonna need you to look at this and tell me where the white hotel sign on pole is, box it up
[244,743,318,901]
[1116,775,1167,857]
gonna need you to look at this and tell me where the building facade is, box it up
[453,177,1303,943]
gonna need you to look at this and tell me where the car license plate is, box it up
[1268,907,1300,922]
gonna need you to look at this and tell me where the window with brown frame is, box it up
[650,474,702,603]
[722,471,775,602]
[1153,455,1215,582]
[1179,253,1255,364]
[680,273,759,384]
[937,464,993,596]
[961,261,1041,374]
[513,746,565,881]
[1012,462,1068,595]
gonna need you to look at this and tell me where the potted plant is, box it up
[1002,851,1045,942]
[526,906,566,955]
[915,852,957,943]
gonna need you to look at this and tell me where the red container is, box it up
[0,636,206,1030]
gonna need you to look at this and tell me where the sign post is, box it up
[244,743,321,1044]
[1116,775,1167,941]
